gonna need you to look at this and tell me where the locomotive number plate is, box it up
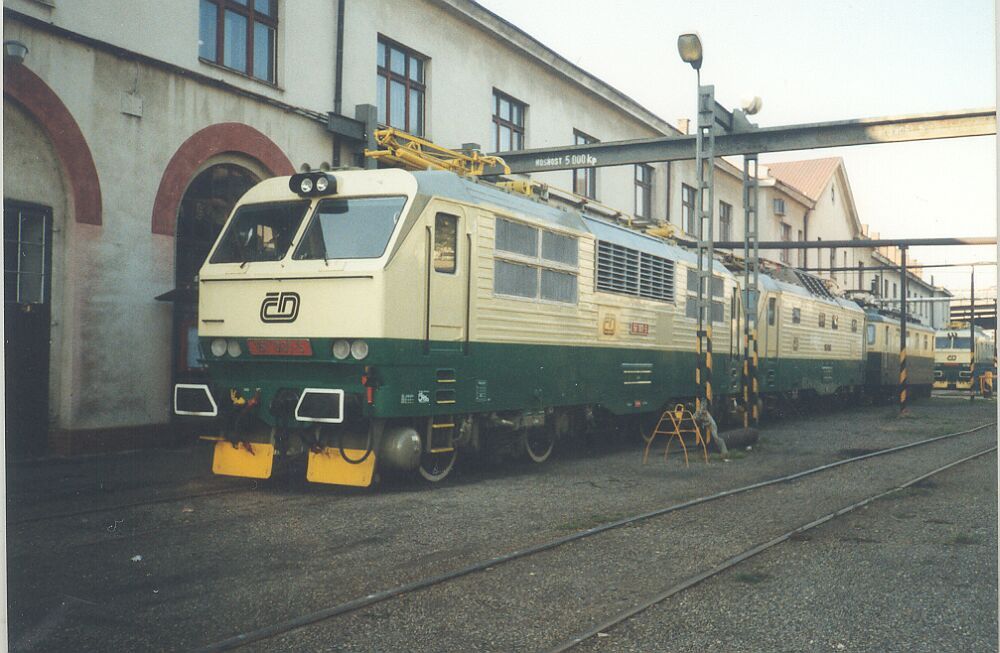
[247,338,313,356]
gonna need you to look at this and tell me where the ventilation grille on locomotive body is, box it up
[595,240,675,302]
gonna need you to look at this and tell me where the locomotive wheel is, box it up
[524,427,555,463]
[418,448,457,482]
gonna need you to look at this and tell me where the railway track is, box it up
[191,421,996,652]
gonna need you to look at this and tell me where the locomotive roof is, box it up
[865,309,934,330]
[413,170,722,274]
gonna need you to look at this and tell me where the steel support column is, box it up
[899,247,908,413]
[695,82,716,414]
[741,154,760,429]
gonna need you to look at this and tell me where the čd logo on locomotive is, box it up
[260,291,300,323]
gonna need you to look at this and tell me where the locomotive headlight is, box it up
[210,339,227,357]
[299,178,314,193]
[332,339,351,360]
[350,339,369,360]
[315,176,329,192]
[227,339,243,357]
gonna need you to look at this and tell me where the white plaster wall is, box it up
[5,21,332,430]
[341,0,672,221]
[4,0,337,114]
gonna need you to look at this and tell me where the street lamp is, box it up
[677,33,703,71]
[4,40,29,65]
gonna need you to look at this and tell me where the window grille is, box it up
[542,231,577,266]
[494,260,536,298]
[596,241,674,302]
[496,218,537,257]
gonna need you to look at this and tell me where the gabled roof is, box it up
[765,157,842,202]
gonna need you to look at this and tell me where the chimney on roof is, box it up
[677,118,690,135]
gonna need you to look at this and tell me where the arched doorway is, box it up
[172,164,259,384]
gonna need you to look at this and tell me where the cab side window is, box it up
[433,213,458,273]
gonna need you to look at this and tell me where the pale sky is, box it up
[477,0,997,295]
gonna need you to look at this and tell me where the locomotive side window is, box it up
[866,324,876,345]
[831,315,839,330]
[818,312,826,328]
[851,319,858,333]
[494,260,537,298]
[494,217,578,304]
[212,201,310,263]
[294,196,407,260]
[433,213,458,273]
[767,297,776,326]
[496,218,537,257]
[791,307,801,324]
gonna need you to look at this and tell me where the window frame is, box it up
[681,183,697,235]
[492,90,526,152]
[433,213,459,274]
[493,216,578,305]
[719,200,732,241]
[199,0,278,84]
[780,223,791,264]
[377,35,428,136]
[571,129,598,199]
[634,164,653,219]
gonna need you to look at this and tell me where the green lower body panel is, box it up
[201,337,868,428]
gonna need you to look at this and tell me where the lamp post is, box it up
[677,33,716,415]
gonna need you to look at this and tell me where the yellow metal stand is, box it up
[642,404,710,467]
[306,447,377,487]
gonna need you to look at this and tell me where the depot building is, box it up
[3,0,942,457]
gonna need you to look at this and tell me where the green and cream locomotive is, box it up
[933,324,995,391]
[173,167,916,487]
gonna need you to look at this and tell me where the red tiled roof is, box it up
[765,157,842,201]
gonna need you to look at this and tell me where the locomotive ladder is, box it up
[694,83,716,414]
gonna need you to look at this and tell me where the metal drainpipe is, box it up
[332,0,346,167]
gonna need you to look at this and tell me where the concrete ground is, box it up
[5,397,997,652]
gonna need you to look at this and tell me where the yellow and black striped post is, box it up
[898,246,909,414]
[969,267,976,401]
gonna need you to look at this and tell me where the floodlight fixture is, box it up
[677,33,702,70]
[4,40,28,65]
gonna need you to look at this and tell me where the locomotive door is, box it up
[426,206,467,352]
[761,293,779,389]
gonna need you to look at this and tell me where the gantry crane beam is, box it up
[480,108,996,175]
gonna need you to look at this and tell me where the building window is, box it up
[4,203,52,305]
[893,282,898,297]
[797,229,804,267]
[635,165,653,219]
[780,223,791,264]
[199,0,277,83]
[719,201,732,241]
[572,130,597,199]
[773,198,786,215]
[377,37,426,136]
[829,247,836,275]
[681,184,697,235]
[492,90,525,152]
[831,184,836,203]
[494,218,577,304]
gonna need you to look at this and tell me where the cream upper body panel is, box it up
[198,170,419,338]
